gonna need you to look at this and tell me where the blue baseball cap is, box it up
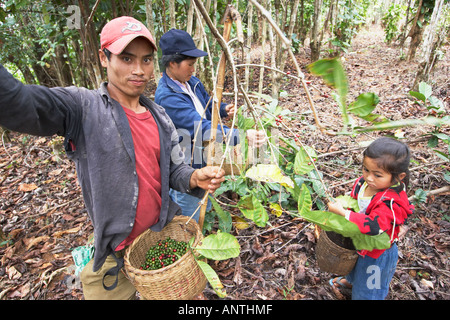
[159,29,207,57]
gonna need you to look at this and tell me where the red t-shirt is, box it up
[116,107,162,250]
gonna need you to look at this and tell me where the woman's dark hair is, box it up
[363,137,411,187]
[160,53,195,70]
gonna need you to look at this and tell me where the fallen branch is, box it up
[408,185,450,201]
[410,160,448,172]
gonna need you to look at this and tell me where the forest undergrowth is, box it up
[0,24,448,300]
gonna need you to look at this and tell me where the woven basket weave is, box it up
[316,230,358,276]
[123,216,207,300]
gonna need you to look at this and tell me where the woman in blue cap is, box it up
[155,29,265,222]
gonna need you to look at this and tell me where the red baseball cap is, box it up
[100,16,157,55]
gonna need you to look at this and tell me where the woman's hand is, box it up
[247,129,267,147]
[225,104,236,116]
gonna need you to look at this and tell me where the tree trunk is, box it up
[271,0,280,99]
[398,0,413,46]
[413,0,448,89]
[407,15,425,61]
[320,0,335,45]
[257,0,268,105]
[169,0,176,29]
[193,0,213,93]
[52,44,73,87]
[78,0,104,88]
[406,0,425,61]
[18,64,36,85]
[420,0,444,62]
[299,0,306,42]
[310,0,323,62]
[52,22,74,87]
[271,0,300,98]
[244,2,254,92]
[186,0,195,34]
[145,0,161,85]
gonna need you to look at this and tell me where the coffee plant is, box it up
[207,57,448,253]
[382,3,404,44]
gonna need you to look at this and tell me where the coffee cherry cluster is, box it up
[140,237,188,270]
[275,115,283,126]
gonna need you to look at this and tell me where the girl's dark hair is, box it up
[160,53,195,69]
[363,137,411,187]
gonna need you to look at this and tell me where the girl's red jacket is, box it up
[348,177,415,258]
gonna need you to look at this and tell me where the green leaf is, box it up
[196,260,227,298]
[356,112,389,124]
[428,135,439,148]
[351,232,391,251]
[238,194,269,227]
[209,195,232,233]
[294,145,317,175]
[413,188,428,204]
[347,92,379,117]
[307,58,348,109]
[308,170,327,198]
[251,91,274,103]
[433,149,450,161]
[444,171,450,183]
[293,185,390,250]
[245,164,294,188]
[432,133,449,142]
[194,231,240,260]
[409,90,426,102]
[298,210,391,251]
[297,183,312,216]
[428,96,446,114]
[237,111,256,131]
[419,82,432,99]
[335,195,360,212]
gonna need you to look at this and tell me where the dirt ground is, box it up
[0,24,448,300]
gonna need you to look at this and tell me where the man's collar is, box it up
[99,82,112,103]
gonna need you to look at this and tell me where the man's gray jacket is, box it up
[0,64,203,277]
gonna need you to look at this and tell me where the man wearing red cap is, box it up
[0,16,225,299]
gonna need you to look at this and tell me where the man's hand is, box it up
[190,166,225,193]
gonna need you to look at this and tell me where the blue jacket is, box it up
[155,72,239,168]
[0,64,203,278]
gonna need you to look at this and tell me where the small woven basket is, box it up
[316,230,358,276]
[123,215,207,300]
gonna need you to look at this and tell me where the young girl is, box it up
[327,137,414,300]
